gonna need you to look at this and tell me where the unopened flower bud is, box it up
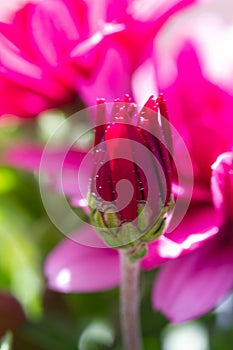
[88,95,174,255]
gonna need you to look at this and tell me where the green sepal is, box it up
[103,208,121,229]
[87,192,96,211]
[140,196,175,243]
[128,243,147,262]
[88,192,175,249]
[137,202,153,233]
[142,217,166,243]
[98,222,139,248]
[92,210,105,230]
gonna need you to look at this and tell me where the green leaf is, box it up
[78,320,114,350]
[0,332,12,350]
[0,168,19,194]
[0,199,43,319]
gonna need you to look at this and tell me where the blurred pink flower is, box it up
[0,0,201,118]
[0,0,120,117]
[4,144,90,206]
[155,16,233,193]
[148,17,233,323]
[131,17,233,271]
[153,152,233,323]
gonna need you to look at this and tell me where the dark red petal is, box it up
[138,96,173,204]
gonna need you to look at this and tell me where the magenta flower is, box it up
[131,18,233,271]
[0,0,201,118]
[145,17,233,323]
[0,0,119,117]
[153,152,233,323]
[155,16,233,194]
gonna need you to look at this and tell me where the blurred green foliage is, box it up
[0,170,43,318]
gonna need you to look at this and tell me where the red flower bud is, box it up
[88,95,174,251]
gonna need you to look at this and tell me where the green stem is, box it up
[120,249,143,350]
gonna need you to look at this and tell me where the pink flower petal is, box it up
[5,145,92,204]
[0,0,96,117]
[156,18,233,188]
[142,205,223,269]
[72,0,199,105]
[0,77,55,117]
[0,0,29,23]
[152,226,233,323]
[77,46,132,105]
[211,152,233,219]
[44,225,120,293]
[29,0,83,66]
[127,0,200,23]
[5,144,85,171]
[0,28,73,100]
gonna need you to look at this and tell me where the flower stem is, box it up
[120,249,143,350]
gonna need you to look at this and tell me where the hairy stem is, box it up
[120,249,143,350]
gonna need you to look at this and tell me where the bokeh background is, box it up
[1,0,233,349]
